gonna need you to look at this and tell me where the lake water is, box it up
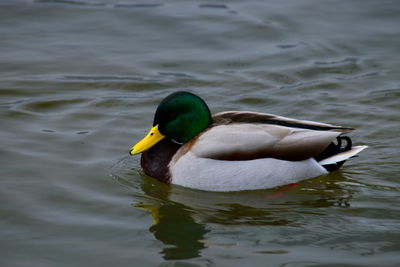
[1,0,400,266]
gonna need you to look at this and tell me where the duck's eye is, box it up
[169,113,178,120]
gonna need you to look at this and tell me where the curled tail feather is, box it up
[315,136,367,172]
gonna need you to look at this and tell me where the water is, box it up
[1,0,400,266]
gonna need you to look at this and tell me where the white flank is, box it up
[169,151,328,192]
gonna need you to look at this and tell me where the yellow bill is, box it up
[129,125,165,155]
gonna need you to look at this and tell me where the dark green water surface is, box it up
[1,0,400,266]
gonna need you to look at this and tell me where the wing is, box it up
[185,111,354,161]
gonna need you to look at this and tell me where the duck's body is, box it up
[130,92,367,192]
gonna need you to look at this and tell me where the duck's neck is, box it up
[141,139,181,183]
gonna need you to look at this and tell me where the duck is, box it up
[129,91,367,192]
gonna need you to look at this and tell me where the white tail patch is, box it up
[318,145,368,165]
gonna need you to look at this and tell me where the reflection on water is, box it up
[114,157,357,260]
[202,203,292,226]
[136,202,208,260]
[132,171,209,260]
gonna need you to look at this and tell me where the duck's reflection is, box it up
[134,179,209,260]
[139,202,208,260]
[131,168,356,260]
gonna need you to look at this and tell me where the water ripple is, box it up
[35,0,163,8]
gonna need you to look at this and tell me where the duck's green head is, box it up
[129,91,212,155]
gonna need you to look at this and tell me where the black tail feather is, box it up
[315,136,352,172]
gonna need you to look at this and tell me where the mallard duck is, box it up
[129,91,367,192]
